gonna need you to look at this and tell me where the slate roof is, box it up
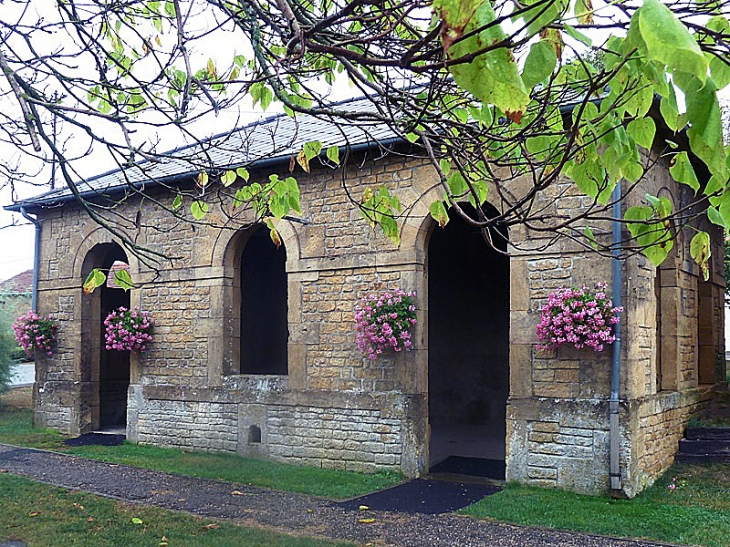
[6,95,403,211]
[0,270,33,294]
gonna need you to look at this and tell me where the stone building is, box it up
[7,98,727,497]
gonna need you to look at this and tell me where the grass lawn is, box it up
[0,388,402,499]
[463,464,730,547]
[0,473,352,547]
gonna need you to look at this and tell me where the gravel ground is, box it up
[0,444,677,547]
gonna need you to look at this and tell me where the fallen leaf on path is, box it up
[230,490,246,496]
[358,505,369,511]
[358,518,376,524]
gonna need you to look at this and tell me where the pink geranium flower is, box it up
[354,289,417,360]
[104,306,154,352]
[536,283,622,352]
[13,311,57,357]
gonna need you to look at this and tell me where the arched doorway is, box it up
[80,242,130,432]
[427,205,509,478]
[239,226,288,375]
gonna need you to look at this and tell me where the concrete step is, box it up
[678,438,730,456]
[684,427,730,441]
[675,452,730,465]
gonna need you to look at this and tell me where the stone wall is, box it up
[29,142,727,495]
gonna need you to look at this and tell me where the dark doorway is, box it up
[240,227,288,374]
[428,205,509,473]
[99,248,130,429]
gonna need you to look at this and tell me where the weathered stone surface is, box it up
[30,145,727,498]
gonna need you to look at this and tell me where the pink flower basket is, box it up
[104,306,153,352]
[536,284,623,352]
[13,310,57,357]
[354,289,417,360]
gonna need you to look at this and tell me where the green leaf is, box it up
[131,517,144,525]
[690,231,711,280]
[706,206,727,229]
[171,194,182,211]
[438,0,530,118]
[659,85,680,132]
[522,41,557,90]
[303,140,323,161]
[236,167,250,181]
[447,170,468,197]
[584,226,598,250]
[563,24,592,46]
[669,152,700,193]
[683,78,727,181]
[191,200,209,220]
[221,170,237,187]
[113,268,134,291]
[624,204,674,267]
[429,200,450,228]
[627,118,656,150]
[634,0,708,87]
[326,145,340,164]
[83,268,107,295]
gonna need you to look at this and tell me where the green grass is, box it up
[463,464,730,547]
[0,473,352,547]
[0,404,402,500]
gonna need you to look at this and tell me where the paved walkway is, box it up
[0,444,675,547]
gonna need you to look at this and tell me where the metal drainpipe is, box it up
[20,206,41,313]
[610,180,623,491]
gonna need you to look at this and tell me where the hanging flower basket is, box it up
[536,283,623,352]
[104,306,153,352]
[13,310,57,357]
[355,289,417,360]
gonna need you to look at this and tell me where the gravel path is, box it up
[0,444,676,547]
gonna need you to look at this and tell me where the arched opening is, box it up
[239,226,288,374]
[80,242,130,433]
[427,204,509,479]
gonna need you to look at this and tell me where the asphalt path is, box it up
[0,444,677,547]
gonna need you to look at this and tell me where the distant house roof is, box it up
[0,270,33,294]
[5,95,403,212]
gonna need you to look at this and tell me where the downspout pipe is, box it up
[20,206,41,313]
[610,180,623,492]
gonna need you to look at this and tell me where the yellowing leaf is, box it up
[197,170,209,187]
[358,518,376,524]
[690,231,711,281]
[438,0,530,115]
[265,218,282,248]
[358,505,370,511]
[230,490,246,496]
[297,149,310,173]
[83,268,107,295]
